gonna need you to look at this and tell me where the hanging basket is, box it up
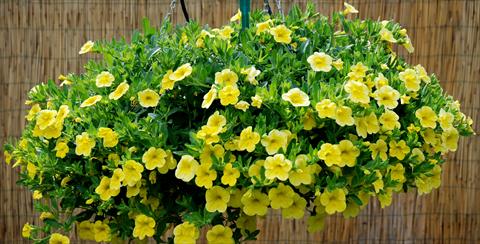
[4,2,475,243]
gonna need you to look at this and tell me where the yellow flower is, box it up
[338,139,360,167]
[303,110,317,130]
[332,59,344,70]
[415,106,437,129]
[80,95,102,108]
[261,129,289,155]
[195,164,217,189]
[156,150,177,174]
[79,40,94,54]
[442,127,459,151]
[438,109,454,130]
[78,221,95,240]
[75,132,96,156]
[26,104,41,121]
[403,37,415,53]
[369,139,388,161]
[241,189,270,216]
[133,214,156,240]
[307,52,332,72]
[123,160,144,186]
[256,19,272,35]
[378,188,393,208]
[415,64,431,83]
[270,25,292,44]
[230,9,242,22]
[379,28,397,43]
[22,223,32,238]
[95,71,115,87]
[138,89,160,108]
[49,233,70,244]
[126,180,141,198]
[215,68,238,86]
[289,154,313,186]
[389,163,406,184]
[234,101,250,111]
[109,81,129,100]
[348,62,368,80]
[175,155,199,182]
[26,162,37,178]
[142,147,167,170]
[317,143,342,167]
[238,126,260,152]
[218,26,235,39]
[218,85,240,106]
[206,225,234,244]
[374,73,389,89]
[416,164,442,195]
[379,110,400,130]
[97,127,119,148]
[251,94,263,108]
[33,190,43,199]
[54,141,69,158]
[236,214,257,231]
[36,110,57,130]
[389,140,410,160]
[205,186,230,212]
[241,66,261,85]
[268,183,295,209]
[173,222,199,244]
[343,2,359,14]
[228,187,246,208]
[202,85,217,109]
[40,212,54,221]
[281,88,310,107]
[372,170,384,193]
[196,125,221,145]
[335,105,354,126]
[93,220,110,242]
[95,177,120,201]
[315,99,337,119]
[207,111,227,128]
[264,154,292,181]
[373,85,400,109]
[355,113,380,138]
[110,168,124,190]
[399,68,420,92]
[344,80,370,104]
[282,193,307,219]
[169,63,192,81]
[221,163,240,186]
[200,144,225,165]
[320,188,347,214]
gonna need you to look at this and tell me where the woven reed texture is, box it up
[0,0,479,243]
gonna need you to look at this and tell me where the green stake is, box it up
[239,0,251,30]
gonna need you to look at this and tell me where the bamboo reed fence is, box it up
[0,0,479,243]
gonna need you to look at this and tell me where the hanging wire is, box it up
[164,0,177,22]
[179,0,190,22]
[263,0,273,15]
[274,0,285,21]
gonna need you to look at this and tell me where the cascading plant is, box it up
[3,3,475,244]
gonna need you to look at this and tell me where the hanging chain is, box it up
[164,0,177,22]
[274,0,285,21]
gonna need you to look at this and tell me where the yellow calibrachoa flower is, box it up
[268,183,295,209]
[218,85,240,106]
[26,162,37,178]
[200,144,225,165]
[282,193,307,219]
[415,106,437,129]
[54,141,69,158]
[379,28,397,43]
[142,147,167,170]
[335,105,355,126]
[33,190,43,199]
[49,233,70,244]
[289,154,314,186]
[332,59,344,70]
[261,129,289,155]
[241,66,261,85]
[93,220,110,242]
[26,103,41,121]
[110,168,124,190]
[344,80,370,104]
[95,177,119,201]
[22,223,32,238]
[95,71,115,87]
[389,140,410,160]
[195,164,217,189]
[80,95,102,108]
[123,160,144,186]
[256,19,272,35]
[281,88,310,107]
[319,188,347,214]
[264,154,292,181]
[415,64,431,83]
[303,110,317,130]
[374,73,389,88]
[196,125,221,145]
[40,212,54,221]
[241,189,270,216]
[416,164,442,195]
[348,62,368,80]
[36,110,57,130]
[355,113,380,138]
[343,2,359,15]
[307,52,332,72]
[169,63,192,81]
[202,85,217,109]
[315,99,337,119]
[75,132,96,156]
[221,163,240,186]
[317,143,342,167]
[138,89,160,108]
[442,127,459,151]
[238,126,260,152]
[230,9,241,22]
[438,109,454,129]
[78,221,95,241]
[205,186,230,212]
[338,139,360,167]
[215,68,238,86]
[206,225,234,244]
[79,40,94,54]
[379,110,400,130]
[270,24,292,44]
[234,101,250,111]
[217,25,235,39]
[108,81,129,100]
[207,111,226,128]
[369,139,388,161]
[175,155,199,182]
[133,214,156,240]
[389,163,406,184]
[251,94,263,108]
[97,127,119,148]
[373,85,400,109]
[173,222,199,244]
[399,68,420,92]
